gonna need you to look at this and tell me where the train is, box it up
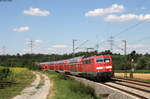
[39,55,114,81]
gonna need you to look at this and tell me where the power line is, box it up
[102,20,148,53]
[75,40,89,50]
[95,21,147,52]
[113,21,147,38]
[112,43,124,51]
[130,35,150,44]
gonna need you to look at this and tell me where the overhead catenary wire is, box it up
[113,20,148,38]
[95,1,149,53]
[75,40,89,50]
[129,35,150,44]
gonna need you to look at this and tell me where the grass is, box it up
[43,71,99,99]
[143,79,150,82]
[0,67,35,99]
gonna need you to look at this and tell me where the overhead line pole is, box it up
[122,40,127,78]
[2,46,6,55]
[123,40,127,55]
[29,40,34,54]
[108,36,114,52]
[72,39,77,55]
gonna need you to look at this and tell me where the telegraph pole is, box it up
[122,40,127,77]
[108,36,114,52]
[95,44,99,52]
[29,40,34,54]
[122,40,127,55]
[72,39,77,55]
[2,46,6,55]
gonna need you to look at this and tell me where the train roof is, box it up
[40,56,83,65]
[40,55,112,65]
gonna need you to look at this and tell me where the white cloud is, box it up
[13,26,31,32]
[105,14,150,22]
[34,40,43,47]
[141,7,147,10]
[85,4,150,22]
[35,40,43,44]
[52,45,68,48]
[85,4,124,16]
[23,8,50,16]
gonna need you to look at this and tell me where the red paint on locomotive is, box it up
[39,55,113,80]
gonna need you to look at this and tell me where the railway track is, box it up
[68,74,150,99]
[112,77,150,87]
[103,83,149,99]
[102,77,150,99]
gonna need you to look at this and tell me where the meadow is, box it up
[43,71,99,99]
[0,67,35,99]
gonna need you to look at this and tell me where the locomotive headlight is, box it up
[96,67,104,69]
[96,66,112,69]
[106,66,112,69]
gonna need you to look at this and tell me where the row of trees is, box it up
[0,50,150,70]
[113,51,150,70]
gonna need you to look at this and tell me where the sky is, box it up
[0,0,150,55]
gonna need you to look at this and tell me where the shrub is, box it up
[69,80,97,99]
[0,68,12,81]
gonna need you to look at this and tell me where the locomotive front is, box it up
[94,55,113,80]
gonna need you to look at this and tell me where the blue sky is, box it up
[0,0,150,54]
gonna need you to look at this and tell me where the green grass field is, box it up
[43,71,99,99]
[0,67,35,99]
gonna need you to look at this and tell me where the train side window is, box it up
[96,57,104,62]
[87,60,90,64]
[83,60,91,64]
[89,60,92,64]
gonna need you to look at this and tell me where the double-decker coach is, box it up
[40,55,113,81]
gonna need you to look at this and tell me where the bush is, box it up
[137,56,150,69]
[69,81,97,98]
[0,68,12,81]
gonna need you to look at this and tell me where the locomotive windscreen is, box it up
[96,57,110,63]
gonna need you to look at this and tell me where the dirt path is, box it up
[13,72,51,99]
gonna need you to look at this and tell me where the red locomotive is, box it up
[40,55,113,81]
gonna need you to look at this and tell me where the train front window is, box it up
[96,57,104,62]
[104,57,110,62]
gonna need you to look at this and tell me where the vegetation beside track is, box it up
[143,79,150,82]
[115,70,150,73]
[43,71,99,99]
[0,67,35,99]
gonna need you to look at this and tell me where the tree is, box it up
[137,56,148,69]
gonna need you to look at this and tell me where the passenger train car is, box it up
[40,55,113,80]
